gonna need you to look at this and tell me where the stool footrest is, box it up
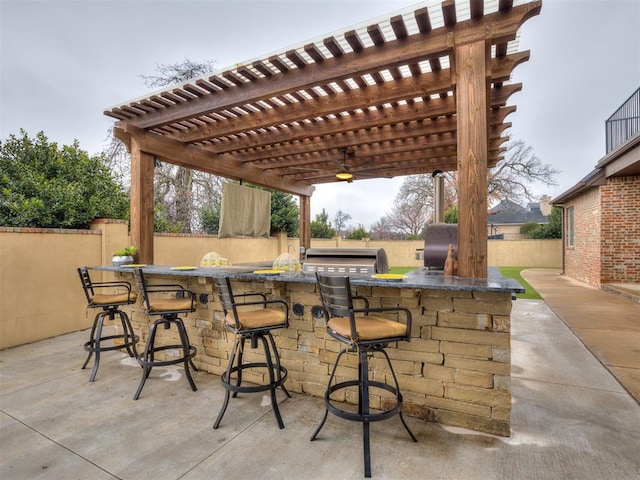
[84,334,139,353]
[137,344,197,368]
[325,379,403,423]
[222,362,288,394]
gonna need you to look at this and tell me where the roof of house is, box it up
[488,199,548,225]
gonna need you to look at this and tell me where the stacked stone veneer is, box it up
[123,274,512,436]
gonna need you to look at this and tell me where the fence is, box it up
[0,220,561,349]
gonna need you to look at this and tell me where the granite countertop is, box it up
[92,264,524,294]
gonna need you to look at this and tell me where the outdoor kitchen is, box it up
[95,244,522,437]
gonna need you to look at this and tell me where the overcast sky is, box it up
[1,0,639,229]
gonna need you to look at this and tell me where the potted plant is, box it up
[112,246,137,266]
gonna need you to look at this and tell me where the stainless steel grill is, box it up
[303,248,388,276]
[423,224,458,271]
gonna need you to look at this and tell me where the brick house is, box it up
[552,89,640,287]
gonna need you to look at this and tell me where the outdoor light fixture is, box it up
[336,171,353,180]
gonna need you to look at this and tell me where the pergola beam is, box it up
[105,0,542,277]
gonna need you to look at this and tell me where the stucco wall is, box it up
[0,223,561,349]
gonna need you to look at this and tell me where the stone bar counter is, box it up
[92,264,523,436]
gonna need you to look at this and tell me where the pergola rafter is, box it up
[106,0,542,278]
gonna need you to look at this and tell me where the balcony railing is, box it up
[606,87,640,153]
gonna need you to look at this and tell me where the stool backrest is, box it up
[213,277,235,315]
[316,273,358,339]
[78,267,95,304]
[133,268,151,310]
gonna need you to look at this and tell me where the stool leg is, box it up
[175,318,197,392]
[267,333,291,398]
[310,348,347,441]
[82,311,101,370]
[359,349,372,478]
[87,312,106,383]
[213,335,240,429]
[133,320,160,400]
[260,335,285,429]
[380,348,417,443]
[118,310,139,358]
[232,336,247,398]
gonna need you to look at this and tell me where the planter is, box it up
[112,255,134,267]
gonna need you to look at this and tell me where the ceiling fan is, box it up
[288,147,386,182]
[334,147,354,181]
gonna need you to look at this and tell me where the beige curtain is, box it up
[218,183,271,238]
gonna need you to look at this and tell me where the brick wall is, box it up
[564,187,602,287]
[600,176,640,282]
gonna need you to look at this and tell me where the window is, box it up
[566,207,575,247]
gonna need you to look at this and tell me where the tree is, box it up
[311,208,336,238]
[444,204,458,224]
[527,207,562,239]
[346,224,369,240]
[487,139,560,205]
[105,58,221,234]
[520,221,541,238]
[379,137,558,235]
[333,210,351,237]
[199,204,220,235]
[0,130,129,228]
[270,190,299,236]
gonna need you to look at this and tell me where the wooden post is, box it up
[455,39,490,278]
[130,137,155,264]
[299,195,311,260]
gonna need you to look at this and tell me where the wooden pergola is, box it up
[105,0,541,278]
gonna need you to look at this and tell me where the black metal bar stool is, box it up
[77,267,139,382]
[311,273,417,478]
[132,268,198,400]
[212,277,290,429]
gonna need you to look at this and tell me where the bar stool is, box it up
[213,277,290,429]
[311,273,417,478]
[77,267,139,382]
[132,268,198,400]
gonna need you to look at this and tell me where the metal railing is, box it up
[606,87,640,153]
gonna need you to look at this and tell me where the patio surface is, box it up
[1,269,639,479]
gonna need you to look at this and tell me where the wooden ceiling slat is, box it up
[286,50,308,69]
[304,44,325,63]
[499,0,514,11]
[390,15,408,40]
[470,0,484,19]
[323,37,344,57]
[183,84,207,97]
[205,98,517,159]
[209,77,231,90]
[442,0,457,27]
[252,61,274,77]
[345,30,364,52]
[367,25,385,46]
[414,7,432,33]
[195,79,219,93]
[222,71,245,86]
[268,55,289,73]
[237,67,258,81]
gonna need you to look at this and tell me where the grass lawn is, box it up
[389,266,542,300]
[497,267,542,300]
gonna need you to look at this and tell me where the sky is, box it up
[1,0,639,230]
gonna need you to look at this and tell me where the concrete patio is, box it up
[1,269,639,479]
